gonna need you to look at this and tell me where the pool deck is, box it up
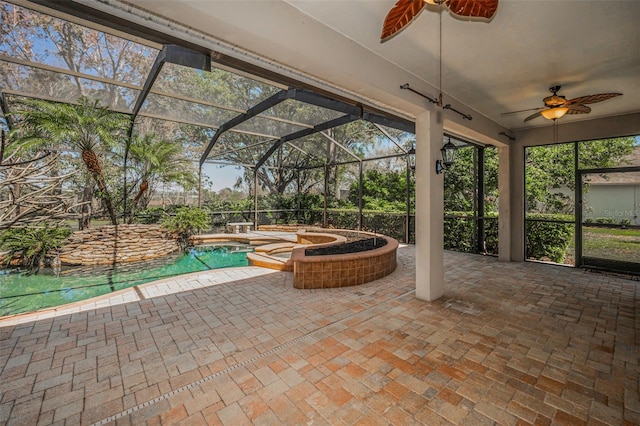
[0,245,639,425]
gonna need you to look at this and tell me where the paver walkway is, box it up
[0,246,638,425]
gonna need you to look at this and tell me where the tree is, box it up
[348,168,414,211]
[525,137,635,213]
[443,146,499,213]
[127,133,198,217]
[10,97,129,226]
[0,148,80,229]
[0,2,157,109]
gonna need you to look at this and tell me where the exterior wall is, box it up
[584,184,640,225]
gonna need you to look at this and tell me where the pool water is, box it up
[0,244,252,317]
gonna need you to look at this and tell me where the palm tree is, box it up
[10,97,128,226]
[128,133,197,218]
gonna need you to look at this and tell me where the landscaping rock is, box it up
[58,224,179,265]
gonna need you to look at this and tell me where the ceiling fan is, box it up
[380,0,498,43]
[503,86,623,122]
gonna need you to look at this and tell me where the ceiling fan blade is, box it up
[523,111,542,122]
[566,105,591,114]
[566,93,622,106]
[501,106,545,116]
[446,0,499,19]
[380,0,427,43]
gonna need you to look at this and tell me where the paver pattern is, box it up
[0,246,638,425]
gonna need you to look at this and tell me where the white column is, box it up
[498,142,526,262]
[510,141,526,261]
[415,109,444,301]
[498,145,511,261]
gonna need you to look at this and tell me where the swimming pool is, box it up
[0,244,252,317]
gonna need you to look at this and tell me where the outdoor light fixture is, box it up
[435,139,456,174]
[540,106,569,121]
[407,147,416,171]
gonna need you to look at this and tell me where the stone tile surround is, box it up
[292,236,398,289]
[0,246,638,425]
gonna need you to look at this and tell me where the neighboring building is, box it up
[583,147,640,225]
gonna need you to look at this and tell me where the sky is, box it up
[202,163,243,192]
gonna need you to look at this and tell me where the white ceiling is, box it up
[286,0,640,131]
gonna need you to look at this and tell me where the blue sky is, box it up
[202,163,243,192]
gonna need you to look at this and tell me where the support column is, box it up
[477,147,485,253]
[510,141,525,261]
[498,145,511,261]
[415,109,444,301]
[498,142,525,261]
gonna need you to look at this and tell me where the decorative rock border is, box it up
[59,224,179,265]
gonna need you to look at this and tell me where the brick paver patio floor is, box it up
[1,246,638,425]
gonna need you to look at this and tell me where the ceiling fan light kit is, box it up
[380,2,623,128]
[540,107,569,121]
[504,85,623,123]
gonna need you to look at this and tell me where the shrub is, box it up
[135,206,165,224]
[525,213,574,263]
[161,207,210,251]
[0,225,71,270]
[443,212,499,254]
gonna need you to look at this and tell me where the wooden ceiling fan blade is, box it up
[523,111,543,122]
[566,105,591,114]
[501,106,545,116]
[380,0,427,43]
[446,0,499,19]
[566,93,622,105]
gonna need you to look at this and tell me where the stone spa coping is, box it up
[247,229,398,289]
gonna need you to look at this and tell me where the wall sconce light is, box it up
[407,147,416,171]
[435,138,456,174]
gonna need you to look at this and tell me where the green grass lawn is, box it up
[582,226,640,263]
